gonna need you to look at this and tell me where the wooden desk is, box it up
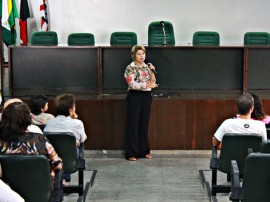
[7,45,270,149]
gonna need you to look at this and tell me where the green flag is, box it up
[1,0,19,46]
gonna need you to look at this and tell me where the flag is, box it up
[1,0,19,46]
[19,0,30,45]
[40,0,48,31]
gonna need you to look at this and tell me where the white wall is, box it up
[13,0,270,45]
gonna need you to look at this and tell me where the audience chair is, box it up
[244,32,270,45]
[110,32,137,46]
[0,155,63,202]
[30,31,58,46]
[230,153,270,202]
[34,124,46,131]
[266,128,270,139]
[210,133,262,196]
[260,140,270,153]
[192,31,220,46]
[148,21,175,46]
[44,132,86,196]
[68,33,95,46]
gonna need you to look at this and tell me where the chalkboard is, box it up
[102,47,131,91]
[102,46,244,91]
[11,47,98,93]
[247,48,270,89]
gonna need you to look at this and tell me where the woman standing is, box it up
[124,45,158,161]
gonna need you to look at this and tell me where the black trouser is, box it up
[125,90,152,159]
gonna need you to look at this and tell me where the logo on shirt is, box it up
[244,124,250,128]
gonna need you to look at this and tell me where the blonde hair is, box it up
[131,45,146,61]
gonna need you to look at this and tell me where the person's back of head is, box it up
[28,94,49,115]
[0,98,23,121]
[3,98,23,109]
[0,102,31,142]
[237,94,254,115]
[54,93,76,116]
[251,93,266,120]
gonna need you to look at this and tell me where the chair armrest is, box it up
[212,146,218,158]
[229,160,244,201]
[75,158,86,170]
[53,169,64,190]
[248,148,253,154]
[78,143,85,159]
[49,169,64,202]
[210,146,220,169]
[76,143,86,170]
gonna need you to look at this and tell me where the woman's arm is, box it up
[45,141,62,170]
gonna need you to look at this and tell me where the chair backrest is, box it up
[0,155,51,202]
[44,132,77,174]
[244,32,270,45]
[192,31,220,46]
[148,21,175,45]
[260,140,270,153]
[266,128,270,139]
[110,32,137,46]
[219,133,262,175]
[68,33,95,46]
[34,124,46,131]
[30,31,58,46]
[243,153,270,202]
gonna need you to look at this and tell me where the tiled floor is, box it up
[63,150,231,202]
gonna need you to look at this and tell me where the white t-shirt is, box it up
[0,179,25,202]
[27,124,43,134]
[214,118,267,142]
[44,115,87,143]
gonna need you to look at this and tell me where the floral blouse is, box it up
[124,62,152,91]
[31,112,55,125]
[0,132,61,164]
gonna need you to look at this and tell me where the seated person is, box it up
[212,94,267,147]
[28,94,55,125]
[1,98,43,134]
[0,164,25,202]
[251,93,270,127]
[44,93,87,146]
[0,102,62,178]
[0,179,25,202]
[44,93,87,183]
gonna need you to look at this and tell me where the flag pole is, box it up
[0,16,4,103]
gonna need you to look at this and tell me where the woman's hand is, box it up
[147,63,157,84]
[55,162,63,170]
[148,63,155,71]
[51,159,63,170]
[149,82,158,89]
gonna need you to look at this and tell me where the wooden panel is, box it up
[39,96,266,150]
[13,46,270,150]
[62,98,237,150]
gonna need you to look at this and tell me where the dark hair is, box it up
[28,94,49,115]
[0,102,31,142]
[251,93,266,120]
[54,93,76,116]
[237,94,254,115]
